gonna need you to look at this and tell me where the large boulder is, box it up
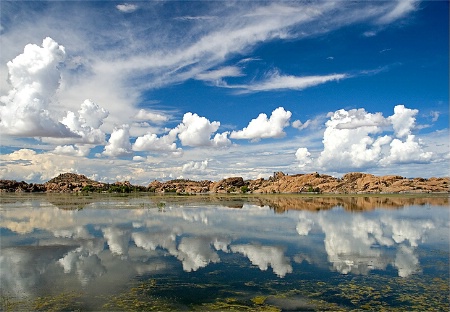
[211,177,245,193]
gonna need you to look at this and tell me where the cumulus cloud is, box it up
[133,112,230,152]
[52,144,91,157]
[317,108,390,169]
[61,99,109,144]
[102,125,132,157]
[182,160,208,173]
[0,37,111,145]
[132,128,180,154]
[296,105,434,172]
[231,107,292,141]
[315,106,413,170]
[295,148,312,168]
[212,131,232,148]
[0,149,79,182]
[0,37,74,137]
[381,135,432,165]
[176,112,231,147]
[388,104,417,138]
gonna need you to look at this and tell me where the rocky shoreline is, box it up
[1,172,449,194]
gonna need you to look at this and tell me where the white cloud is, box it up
[292,119,312,130]
[195,66,244,82]
[429,111,440,122]
[231,107,292,141]
[363,30,377,37]
[103,125,132,157]
[294,208,440,277]
[295,148,312,168]
[77,99,109,129]
[0,149,80,182]
[377,0,419,24]
[381,135,433,165]
[177,237,220,272]
[134,109,169,123]
[296,213,314,235]
[103,227,131,257]
[0,37,74,137]
[298,105,435,172]
[132,156,146,162]
[174,15,217,21]
[388,104,417,138]
[212,132,232,148]
[116,3,138,13]
[394,245,419,278]
[231,244,293,277]
[226,71,348,93]
[61,99,109,144]
[52,144,91,157]
[0,37,110,145]
[176,112,231,147]
[316,108,390,170]
[182,160,208,173]
[132,128,180,153]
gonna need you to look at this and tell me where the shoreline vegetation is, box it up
[0,171,448,195]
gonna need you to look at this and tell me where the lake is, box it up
[1,194,449,311]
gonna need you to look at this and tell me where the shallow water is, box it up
[1,194,449,311]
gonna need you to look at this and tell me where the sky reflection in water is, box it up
[0,195,448,310]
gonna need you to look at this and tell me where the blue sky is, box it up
[0,0,448,184]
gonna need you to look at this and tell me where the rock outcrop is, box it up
[44,173,105,193]
[0,180,46,193]
[148,179,211,194]
[0,171,448,194]
[210,177,245,193]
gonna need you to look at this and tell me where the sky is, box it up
[0,0,448,184]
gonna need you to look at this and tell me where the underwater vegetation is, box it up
[3,271,447,311]
[1,292,83,312]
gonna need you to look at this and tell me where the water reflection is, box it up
[295,209,438,277]
[0,194,448,305]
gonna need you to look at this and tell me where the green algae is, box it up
[197,296,281,311]
[2,271,448,311]
[251,295,267,305]
[1,292,83,312]
[102,280,176,311]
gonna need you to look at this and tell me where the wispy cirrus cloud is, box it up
[225,71,348,94]
[195,66,244,83]
[377,0,419,24]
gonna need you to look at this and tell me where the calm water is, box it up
[1,194,449,311]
